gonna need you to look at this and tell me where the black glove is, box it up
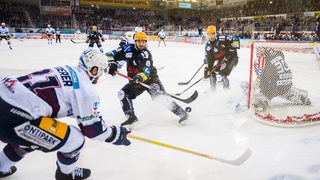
[106,126,131,146]
[85,39,89,43]
[101,38,105,42]
[108,61,118,76]
[119,40,126,47]
[133,74,144,84]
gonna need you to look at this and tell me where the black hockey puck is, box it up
[185,107,192,112]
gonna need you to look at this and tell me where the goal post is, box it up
[248,41,320,127]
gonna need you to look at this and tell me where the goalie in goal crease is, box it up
[252,47,311,112]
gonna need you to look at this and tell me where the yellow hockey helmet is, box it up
[92,26,97,31]
[134,31,147,41]
[206,25,217,34]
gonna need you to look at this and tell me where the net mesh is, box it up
[249,42,320,127]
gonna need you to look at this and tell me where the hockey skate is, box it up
[178,111,188,125]
[0,166,17,178]
[253,91,269,112]
[121,113,138,126]
[55,164,91,180]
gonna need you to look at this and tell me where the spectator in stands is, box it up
[316,21,320,40]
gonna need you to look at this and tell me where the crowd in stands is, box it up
[0,0,319,41]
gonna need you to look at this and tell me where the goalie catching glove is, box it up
[105,126,131,146]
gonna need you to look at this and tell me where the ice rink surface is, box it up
[1,39,320,180]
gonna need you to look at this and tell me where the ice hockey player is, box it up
[55,27,61,43]
[119,26,142,47]
[0,49,131,179]
[45,24,55,44]
[157,29,166,47]
[203,25,239,91]
[0,22,12,50]
[253,47,311,111]
[86,25,105,53]
[117,26,143,71]
[106,31,188,126]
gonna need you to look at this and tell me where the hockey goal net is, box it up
[248,41,320,127]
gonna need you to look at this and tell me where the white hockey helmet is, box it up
[1,23,5,27]
[134,26,142,32]
[79,49,109,80]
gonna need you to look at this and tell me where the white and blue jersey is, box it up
[0,66,111,141]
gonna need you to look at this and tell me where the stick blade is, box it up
[70,39,86,44]
[211,148,252,166]
[182,90,198,104]
[178,82,189,85]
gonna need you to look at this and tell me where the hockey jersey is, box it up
[0,26,9,37]
[45,27,55,35]
[158,31,166,39]
[0,66,110,141]
[106,44,153,79]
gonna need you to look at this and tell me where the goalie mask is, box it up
[1,23,5,27]
[79,49,108,82]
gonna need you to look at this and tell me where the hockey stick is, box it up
[70,39,87,44]
[157,66,165,70]
[178,63,204,85]
[115,71,198,104]
[175,61,225,96]
[128,134,252,166]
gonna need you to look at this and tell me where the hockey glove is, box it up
[133,74,144,84]
[101,38,105,42]
[106,126,131,146]
[119,40,126,47]
[108,59,118,76]
[85,39,89,43]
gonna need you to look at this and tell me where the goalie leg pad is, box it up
[253,91,270,112]
[281,87,311,105]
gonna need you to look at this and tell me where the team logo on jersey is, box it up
[149,83,160,95]
[206,46,211,51]
[2,78,17,93]
[93,102,99,116]
[143,67,151,76]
